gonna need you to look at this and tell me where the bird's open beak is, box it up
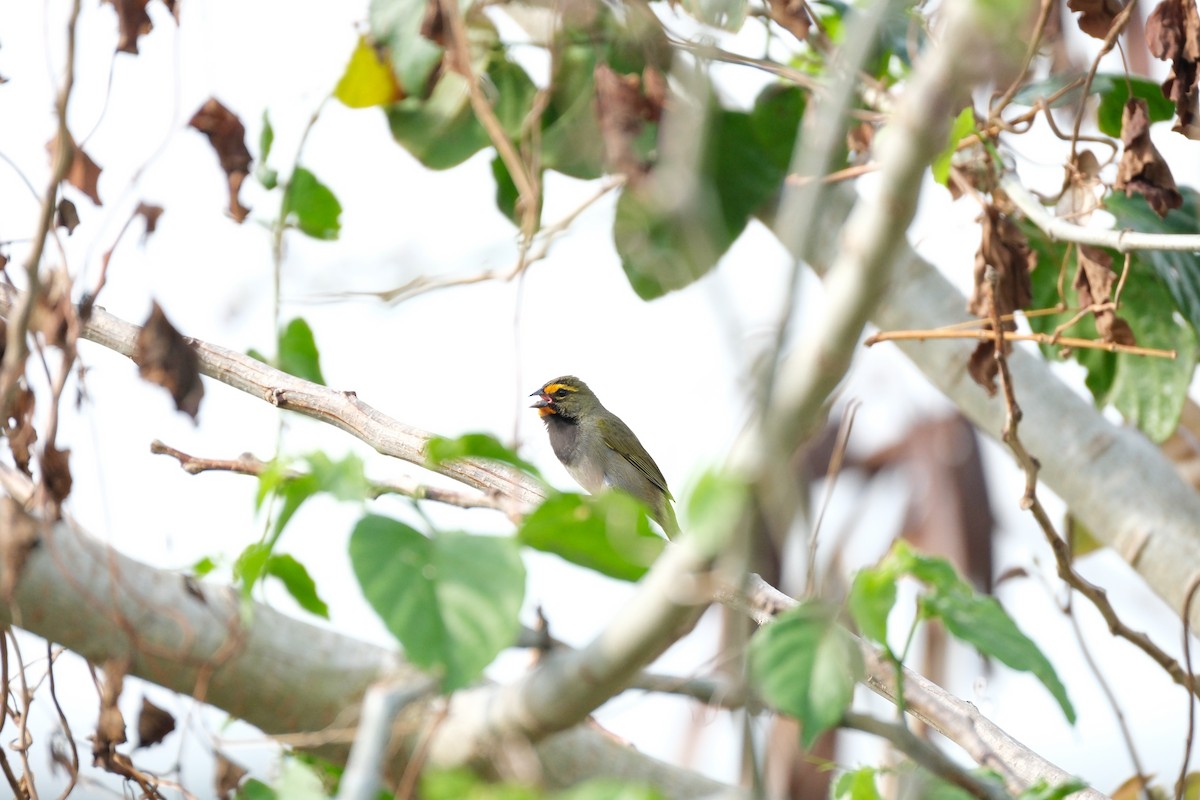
[529,390,551,410]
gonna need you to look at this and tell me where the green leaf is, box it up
[488,57,538,139]
[233,542,272,597]
[1023,219,1197,441]
[277,318,326,386]
[748,601,864,748]
[420,769,542,800]
[350,515,525,691]
[1094,75,1176,137]
[848,563,898,646]
[1018,778,1089,800]
[1106,189,1200,333]
[518,492,665,582]
[1104,263,1197,441]
[932,106,975,186]
[684,469,747,555]
[236,779,277,800]
[426,432,541,478]
[614,84,803,299]
[271,472,320,543]
[385,72,490,169]
[540,46,606,180]
[889,542,1076,723]
[833,768,883,800]
[303,452,371,502]
[491,156,538,228]
[283,167,342,240]
[335,35,401,109]
[369,0,443,95]
[192,555,218,577]
[556,779,665,800]
[275,758,328,800]
[265,553,330,619]
[258,111,277,189]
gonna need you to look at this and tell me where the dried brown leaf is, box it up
[6,384,36,475]
[419,0,446,46]
[0,497,39,604]
[136,202,164,239]
[135,697,175,749]
[106,0,152,54]
[1074,245,1135,344]
[188,99,253,222]
[47,134,103,206]
[31,272,73,349]
[967,206,1035,394]
[41,444,72,504]
[766,0,812,40]
[1116,97,1183,216]
[1067,0,1124,38]
[134,302,204,420]
[56,198,81,233]
[95,660,128,754]
[1146,0,1200,138]
[214,751,247,798]
[594,63,663,183]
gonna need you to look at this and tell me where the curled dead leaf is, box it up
[135,697,175,749]
[1066,0,1124,38]
[41,444,72,505]
[188,99,253,222]
[214,751,248,798]
[967,206,1035,394]
[95,660,128,755]
[134,302,204,420]
[1116,97,1183,216]
[56,199,81,234]
[1056,150,1102,222]
[47,133,102,206]
[1145,0,1200,138]
[594,63,664,184]
[1074,245,1135,344]
[6,383,36,475]
[766,0,812,41]
[135,202,164,240]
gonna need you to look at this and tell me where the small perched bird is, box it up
[531,375,679,537]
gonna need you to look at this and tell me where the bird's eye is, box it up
[554,389,568,399]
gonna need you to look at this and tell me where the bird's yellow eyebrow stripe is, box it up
[544,383,579,394]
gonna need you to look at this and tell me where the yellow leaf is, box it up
[334,36,402,109]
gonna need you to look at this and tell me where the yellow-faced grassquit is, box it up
[530,376,679,537]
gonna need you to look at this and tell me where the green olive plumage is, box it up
[530,376,679,537]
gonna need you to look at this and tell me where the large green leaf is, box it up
[518,492,665,582]
[265,553,330,619]
[614,84,804,299]
[350,515,525,691]
[1106,189,1200,334]
[540,45,606,180]
[386,72,490,170]
[1024,213,1198,442]
[848,562,898,647]
[748,602,864,748]
[890,542,1076,723]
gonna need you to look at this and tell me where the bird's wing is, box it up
[599,417,674,501]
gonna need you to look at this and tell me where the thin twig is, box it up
[1069,0,1141,161]
[865,326,1175,359]
[989,0,1056,117]
[1176,577,1200,800]
[0,0,82,416]
[438,0,539,241]
[805,400,860,597]
[842,712,1010,800]
[1003,175,1200,252]
[149,440,519,517]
